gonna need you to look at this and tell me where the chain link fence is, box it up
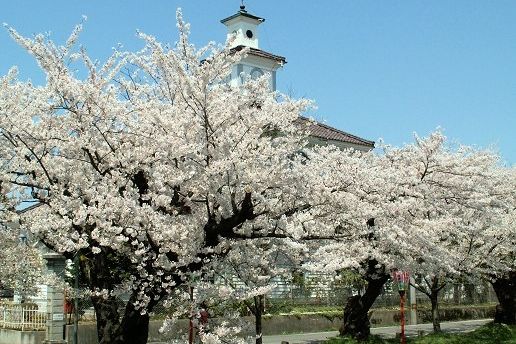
[64,272,499,323]
[148,273,499,318]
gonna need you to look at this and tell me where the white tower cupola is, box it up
[221,4,264,49]
[221,4,286,91]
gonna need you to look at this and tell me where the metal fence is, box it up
[0,302,46,330]
[263,274,498,309]
[147,273,499,318]
[373,279,498,309]
[65,274,500,322]
[64,296,96,324]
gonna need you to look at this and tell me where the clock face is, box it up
[246,30,253,39]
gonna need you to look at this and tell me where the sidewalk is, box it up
[262,318,491,344]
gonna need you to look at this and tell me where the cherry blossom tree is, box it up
[0,11,332,344]
[473,169,516,325]
[212,238,305,344]
[305,132,514,338]
[382,132,511,332]
[300,146,395,340]
[3,9,513,344]
[0,205,43,301]
[490,206,516,325]
[0,229,43,302]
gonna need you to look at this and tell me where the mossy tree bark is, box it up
[79,247,163,344]
[339,259,390,340]
[430,287,441,333]
[492,271,516,325]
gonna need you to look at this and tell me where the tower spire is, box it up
[240,0,246,12]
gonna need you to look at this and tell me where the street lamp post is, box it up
[394,271,410,344]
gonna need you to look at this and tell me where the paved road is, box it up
[149,319,491,344]
[262,319,491,344]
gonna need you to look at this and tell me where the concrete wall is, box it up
[64,319,193,344]
[0,329,45,344]
[54,304,495,344]
[64,323,98,344]
[64,319,202,343]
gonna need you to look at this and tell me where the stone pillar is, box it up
[43,253,67,344]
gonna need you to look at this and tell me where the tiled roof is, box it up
[231,45,287,64]
[295,116,375,148]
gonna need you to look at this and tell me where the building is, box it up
[221,4,374,152]
[219,5,374,300]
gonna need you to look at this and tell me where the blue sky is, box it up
[1,1,515,164]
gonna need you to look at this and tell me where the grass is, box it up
[325,323,516,344]
[325,335,392,344]
[264,302,497,316]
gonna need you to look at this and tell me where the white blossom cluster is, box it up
[0,9,515,343]
[0,9,316,321]
[0,225,44,299]
[305,131,515,286]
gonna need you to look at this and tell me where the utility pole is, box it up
[73,253,79,344]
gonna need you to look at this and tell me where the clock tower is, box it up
[221,4,286,91]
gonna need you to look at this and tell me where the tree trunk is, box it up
[83,250,160,344]
[492,272,516,325]
[479,280,490,304]
[414,276,444,333]
[120,297,152,344]
[91,293,155,344]
[254,294,265,344]
[453,284,460,305]
[91,295,124,344]
[339,261,389,340]
[430,288,441,333]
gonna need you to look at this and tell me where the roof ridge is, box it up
[298,116,374,146]
[231,45,287,63]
